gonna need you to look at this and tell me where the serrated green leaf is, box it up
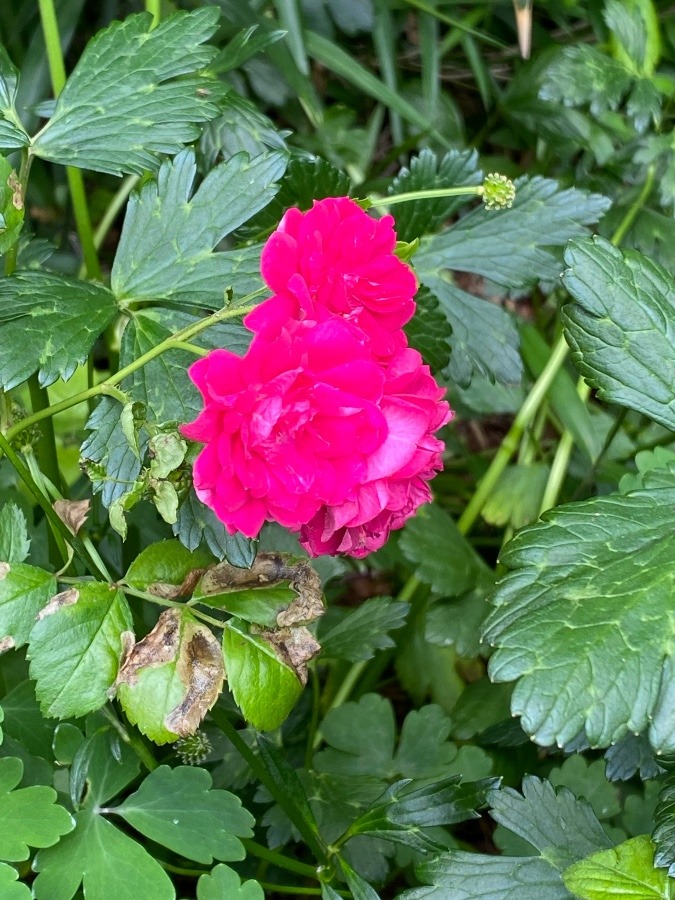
[116,608,224,745]
[654,771,675,876]
[484,471,675,752]
[425,582,491,659]
[399,503,486,597]
[201,91,288,165]
[0,756,74,861]
[319,597,409,662]
[28,583,132,719]
[81,397,144,508]
[223,618,303,731]
[0,47,28,150]
[197,864,264,900]
[1,681,56,760]
[539,44,633,116]
[404,287,452,373]
[388,148,482,243]
[211,24,287,74]
[0,272,118,389]
[33,807,174,900]
[0,563,56,650]
[124,539,214,594]
[174,487,255,567]
[113,765,253,864]
[0,862,31,899]
[548,756,621,821]
[111,149,285,306]
[31,9,225,176]
[562,237,675,431]
[564,835,670,899]
[606,0,661,76]
[417,176,610,293]
[605,732,663,782]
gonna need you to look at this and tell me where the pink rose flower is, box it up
[181,317,390,538]
[245,197,418,360]
[298,348,452,557]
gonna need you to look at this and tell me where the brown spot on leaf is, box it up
[53,499,90,535]
[7,172,22,210]
[261,626,320,686]
[0,563,9,580]
[113,609,180,688]
[164,622,224,737]
[147,568,206,600]
[0,636,15,653]
[37,589,79,619]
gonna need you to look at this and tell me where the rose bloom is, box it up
[245,196,418,361]
[182,313,451,555]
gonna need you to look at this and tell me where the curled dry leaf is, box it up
[114,608,225,742]
[258,626,321,686]
[37,588,79,620]
[147,568,206,600]
[53,499,90,536]
[0,635,15,653]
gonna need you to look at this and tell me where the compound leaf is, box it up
[31,9,225,176]
[0,862,31,899]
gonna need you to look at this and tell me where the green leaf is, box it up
[197,864,264,900]
[388,148,482,243]
[195,586,296,627]
[124,540,214,595]
[201,91,288,165]
[81,397,144,508]
[113,765,253,864]
[0,756,74,861]
[539,45,633,116]
[404,287,452,373]
[116,608,224,745]
[416,176,610,293]
[0,47,29,150]
[564,835,671,899]
[399,503,487,597]
[0,862,31,899]
[425,582,492,659]
[28,583,133,719]
[111,148,285,307]
[0,156,24,255]
[174,487,255,567]
[31,9,225,176]
[562,237,675,431]
[33,807,174,900]
[211,24,287,74]
[416,270,522,386]
[1,680,56,760]
[0,272,118,389]
[319,597,409,662]
[548,756,621,821]
[341,861,381,900]
[481,464,550,529]
[484,471,675,751]
[223,618,303,732]
[0,503,30,563]
[605,732,663,782]
[654,771,675,876]
[0,563,56,651]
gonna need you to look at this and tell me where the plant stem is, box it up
[456,334,570,536]
[4,297,262,444]
[243,840,319,879]
[38,0,101,280]
[369,185,483,208]
[610,165,656,248]
[100,705,158,772]
[28,377,63,495]
[146,0,161,27]
[259,884,346,897]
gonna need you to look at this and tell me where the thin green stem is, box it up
[243,841,319,880]
[145,0,161,27]
[4,298,261,444]
[38,0,101,279]
[369,185,483,209]
[457,335,570,536]
[539,380,591,514]
[170,341,209,357]
[259,884,346,897]
[28,377,63,495]
[76,171,140,280]
[121,586,226,631]
[100,705,158,772]
[610,165,656,248]
[402,0,506,48]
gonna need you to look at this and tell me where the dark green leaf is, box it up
[562,237,675,431]
[81,397,144,508]
[319,597,409,662]
[605,732,663,782]
[124,540,214,594]
[197,864,264,900]
[425,582,492,659]
[0,756,74,861]
[564,835,670,899]
[0,503,30,563]
[0,563,55,650]
[539,45,632,116]
[31,9,226,176]
[211,25,287,74]
[399,503,487,597]
[654,771,675,875]
[404,287,452,373]
[28,583,132,719]
[417,177,610,293]
[484,470,675,751]
[1,681,55,760]
[0,47,29,150]
[174,488,255,567]
[0,272,118,389]
[111,149,285,307]
[341,861,381,900]
[200,92,288,165]
[388,148,481,243]
[548,756,621,821]
[113,765,253,863]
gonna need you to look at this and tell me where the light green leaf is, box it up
[197,864,264,900]
[481,464,550,529]
[0,756,74,861]
[548,757,621,822]
[0,564,56,651]
[194,586,296,627]
[319,598,409,662]
[113,765,253,863]
[32,808,174,900]
[124,540,214,594]
[28,583,132,719]
[1,680,56,760]
[484,471,675,751]
[0,156,24,255]
[0,503,30,563]
[31,9,225,176]
[111,148,285,307]
[399,503,487,597]
[0,272,118,389]
[223,618,303,732]
[0,862,31,899]
[116,608,224,745]
[564,835,671,899]
[562,237,675,431]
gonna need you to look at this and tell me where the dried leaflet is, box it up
[53,499,90,535]
[259,625,320,685]
[37,589,79,620]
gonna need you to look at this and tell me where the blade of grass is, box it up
[461,34,495,109]
[419,10,440,119]
[274,0,310,76]
[402,0,506,49]
[373,0,404,146]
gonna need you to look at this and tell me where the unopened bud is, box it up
[482,173,516,210]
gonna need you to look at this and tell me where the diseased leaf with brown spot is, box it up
[115,608,225,745]
[0,564,57,649]
[52,500,90,536]
[37,589,79,620]
[259,626,320,686]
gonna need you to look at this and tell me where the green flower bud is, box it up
[174,730,212,765]
[482,173,516,211]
